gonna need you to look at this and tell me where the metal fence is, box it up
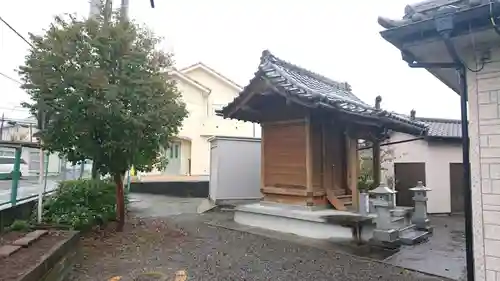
[0,147,93,210]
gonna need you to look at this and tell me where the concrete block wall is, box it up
[468,47,500,280]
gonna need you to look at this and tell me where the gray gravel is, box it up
[70,213,449,281]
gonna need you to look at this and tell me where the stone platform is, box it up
[234,202,375,242]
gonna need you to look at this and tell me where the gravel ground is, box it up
[69,213,449,281]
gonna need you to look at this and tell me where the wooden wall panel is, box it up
[311,121,323,190]
[325,128,347,191]
[263,121,307,188]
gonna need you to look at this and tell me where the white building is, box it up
[0,118,62,176]
[156,63,260,176]
[382,116,463,214]
[378,1,500,278]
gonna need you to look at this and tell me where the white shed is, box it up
[208,136,262,203]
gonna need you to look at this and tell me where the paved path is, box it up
[385,215,466,280]
[128,193,203,217]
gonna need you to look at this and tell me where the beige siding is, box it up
[468,45,500,279]
[382,132,462,213]
[148,65,260,176]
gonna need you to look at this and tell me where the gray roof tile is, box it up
[416,117,461,139]
[378,0,487,29]
[219,50,428,135]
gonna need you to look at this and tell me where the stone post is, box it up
[409,181,433,232]
[358,191,370,216]
[369,182,399,247]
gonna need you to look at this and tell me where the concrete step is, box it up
[391,216,407,228]
[399,226,431,245]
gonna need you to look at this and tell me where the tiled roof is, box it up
[377,0,486,29]
[218,50,428,135]
[416,117,461,139]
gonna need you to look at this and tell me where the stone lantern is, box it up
[409,181,433,232]
[369,182,399,245]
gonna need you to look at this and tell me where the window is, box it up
[0,157,26,164]
[0,149,15,157]
[29,151,48,171]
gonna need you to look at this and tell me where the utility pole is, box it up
[0,113,4,141]
[120,0,129,22]
[89,0,101,19]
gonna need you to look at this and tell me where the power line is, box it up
[0,71,21,85]
[0,15,34,49]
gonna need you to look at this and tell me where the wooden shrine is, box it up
[217,50,427,211]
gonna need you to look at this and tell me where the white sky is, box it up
[0,0,460,120]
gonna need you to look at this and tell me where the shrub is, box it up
[9,220,31,232]
[39,179,129,230]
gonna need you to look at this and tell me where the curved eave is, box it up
[217,68,427,135]
[379,3,499,94]
[380,3,495,46]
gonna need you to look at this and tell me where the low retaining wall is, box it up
[0,200,36,231]
[17,231,80,281]
[130,181,209,198]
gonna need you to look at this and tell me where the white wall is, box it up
[173,67,261,176]
[382,132,462,213]
[209,136,261,201]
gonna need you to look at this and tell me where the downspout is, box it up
[404,13,474,281]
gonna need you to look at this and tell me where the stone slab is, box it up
[25,229,48,238]
[236,203,367,223]
[234,203,376,241]
[0,245,21,258]
[12,230,48,247]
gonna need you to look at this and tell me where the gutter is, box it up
[400,12,475,281]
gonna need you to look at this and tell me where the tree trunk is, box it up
[91,161,99,179]
[113,173,125,232]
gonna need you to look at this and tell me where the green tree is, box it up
[18,10,187,230]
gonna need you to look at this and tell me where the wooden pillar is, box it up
[305,114,313,206]
[321,121,328,194]
[260,123,266,193]
[346,135,359,211]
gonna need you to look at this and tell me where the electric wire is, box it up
[0,71,21,85]
[0,15,35,49]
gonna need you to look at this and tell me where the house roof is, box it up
[218,50,428,135]
[416,117,461,139]
[167,69,211,94]
[180,62,243,91]
[377,1,498,94]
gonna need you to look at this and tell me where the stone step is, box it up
[12,230,48,247]
[398,223,415,234]
[399,228,431,245]
[391,216,407,228]
[0,245,21,258]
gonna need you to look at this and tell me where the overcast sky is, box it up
[0,0,460,120]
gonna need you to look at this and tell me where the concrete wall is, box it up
[467,44,500,279]
[382,132,462,213]
[209,136,262,202]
